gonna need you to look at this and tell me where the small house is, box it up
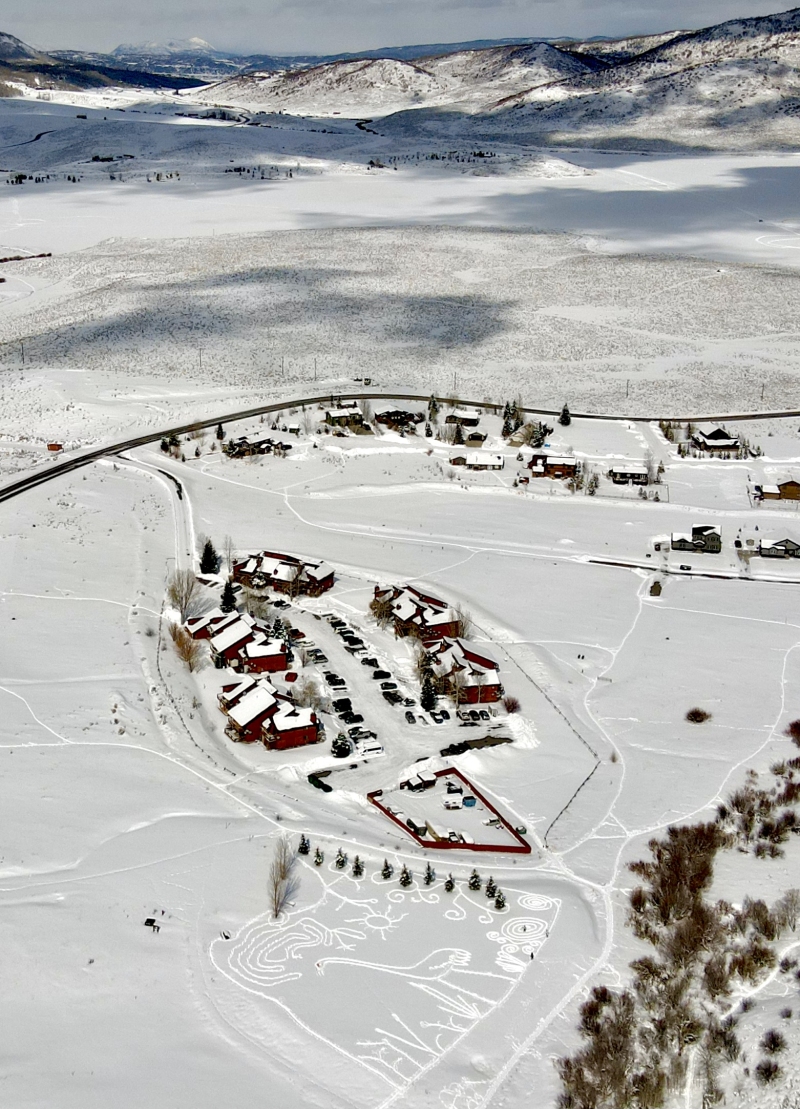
[609,464,649,486]
[671,525,722,554]
[224,683,279,742]
[264,704,319,750]
[209,617,258,665]
[237,638,290,674]
[760,537,800,559]
[465,431,487,446]
[465,453,504,471]
[529,453,578,479]
[692,427,740,453]
[449,454,467,467]
[762,479,800,501]
[325,409,364,429]
[445,410,480,428]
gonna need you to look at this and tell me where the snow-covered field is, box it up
[3,408,800,1107]
[3,78,800,1107]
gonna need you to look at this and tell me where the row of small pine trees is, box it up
[297,836,506,909]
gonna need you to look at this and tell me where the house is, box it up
[209,616,259,666]
[374,409,424,430]
[692,427,740,452]
[236,638,290,674]
[760,537,800,559]
[185,608,239,640]
[217,675,257,711]
[465,453,504,471]
[263,703,320,750]
[449,454,467,467]
[671,525,722,554]
[428,637,504,704]
[374,584,461,641]
[610,464,649,486]
[223,681,280,742]
[232,551,335,597]
[529,453,578,479]
[761,479,800,501]
[325,409,364,429]
[465,431,487,446]
[445,409,480,428]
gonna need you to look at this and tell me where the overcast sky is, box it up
[7,0,793,55]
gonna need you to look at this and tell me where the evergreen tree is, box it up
[558,404,571,427]
[332,733,351,758]
[272,617,284,638]
[502,416,513,438]
[399,865,412,887]
[485,877,497,899]
[381,858,393,880]
[335,847,347,869]
[444,873,455,893]
[502,401,511,420]
[200,538,218,574]
[428,396,439,419]
[220,580,237,614]
[298,834,310,855]
[352,855,364,878]
[314,847,324,866]
[216,422,224,440]
[425,422,432,438]
[453,423,464,446]
[494,890,506,911]
[424,862,435,886]
[420,675,437,713]
[468,869,482,891]
[160,438,169,453]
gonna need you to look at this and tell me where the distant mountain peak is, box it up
[113,37,218,58]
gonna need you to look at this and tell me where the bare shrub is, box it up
[168,623,203,672]
[775,888,800,931]
[242,588,272,622]
[503,695,520,714]
[293,677,323,712]
[784,718,800,745]
[269,835,297,918]
[454,604,473,639]
[686,707,711,724]
[167,569,200,621]
[761,1029,786,1055]
[369,595,394,628]
[755,1059,781,1085]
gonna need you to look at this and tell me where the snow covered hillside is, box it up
[200,44,595,118]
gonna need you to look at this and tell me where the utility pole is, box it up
[20,340,24,366]
[198,347,203,373]
[761,381,765,403]
[626,379,629,398]
[281,355,285,377]
[314,357,317,381]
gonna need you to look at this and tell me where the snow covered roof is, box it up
[218,675,256,705]
[426,608,457,627]
[242,638,286,659]
[271,704,315,732]
[466,452,503,466]
[762,484,781,495]
[610,464,649,475]
[306,562,333,580]
[227,684,278,727]
[210,619,255,653]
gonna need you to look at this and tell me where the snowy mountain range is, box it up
[187,6,800,149]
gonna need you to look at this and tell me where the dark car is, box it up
[405,711,416,724]
[373,670,391,680]
[324,673,343,686]
[382,690,403,706]
[380,681,398,691]
[273,599,290,608]
[310,653,328,664]
[479,709,490,721]
[439,709,450,720]
[430,711,443,724]
[361,657,379,668]
[469,710,480,721]
[341,711,364,725]
[329,618,345,628]
[332,698,352,713]
[403,697,416,707]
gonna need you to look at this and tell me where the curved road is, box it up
[2,388,798,506]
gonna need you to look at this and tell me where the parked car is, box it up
[479,710,490,721]
[310,653,328,664]
[329,618,345,627]
[380,681,398,691]
[404,711,416,724]
[332,698,352,713]
[373,670,391,680]
[439,709,450,721]
[403,697,416,707]
[469,710,480,721]
[341,711,364,725]
[358,742,384,758]
[273,599,290,609]
[361,657,379,668]
[382,690,403,706]
[430,711,443,724]
[349,728,377,741]
[288,629,305,641]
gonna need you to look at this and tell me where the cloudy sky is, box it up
[8,0,792,54]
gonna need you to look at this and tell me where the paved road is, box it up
[1,388,798,506]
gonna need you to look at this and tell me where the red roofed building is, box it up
[373,584,461,642]
[232,551,334,597]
